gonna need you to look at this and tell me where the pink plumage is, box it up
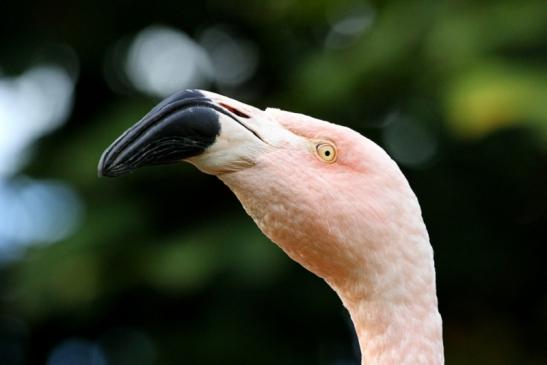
[100,90,444,365]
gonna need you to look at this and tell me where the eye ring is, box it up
[315,142,337,163]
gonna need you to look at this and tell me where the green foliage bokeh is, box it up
[0,0,546,364]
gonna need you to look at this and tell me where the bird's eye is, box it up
[315,142,337,163]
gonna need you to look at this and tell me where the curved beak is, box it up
[98,89,290,177]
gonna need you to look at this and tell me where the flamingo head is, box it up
[99,89,443,364]
[99,89,429,299]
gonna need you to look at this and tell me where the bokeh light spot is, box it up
[126,25,213,97]
[199,26,259,87]
[383,113,438,168]
[0,178,83,261]
[325,1,375,49]
[0,64,76,176]
[47,339,107,365]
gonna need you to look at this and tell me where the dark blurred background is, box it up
[0,0,546,364]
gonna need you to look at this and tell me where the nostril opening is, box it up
[219,102,251,119]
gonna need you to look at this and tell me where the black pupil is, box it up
[325,150,331,156]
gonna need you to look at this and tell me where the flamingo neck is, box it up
[335,229,444,365]
[341,291,443,365]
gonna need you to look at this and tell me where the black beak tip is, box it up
[97,152,106,178]
[97,89,221,179]
[97,154,130,178]
[97,161,111,178]
[97,146,133,178]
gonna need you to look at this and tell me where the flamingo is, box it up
[98,89,444,365]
